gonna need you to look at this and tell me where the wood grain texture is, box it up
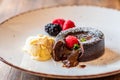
[0,0,120,80]
[77,0,120,9]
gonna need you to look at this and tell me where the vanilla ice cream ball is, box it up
[23,34,55,61]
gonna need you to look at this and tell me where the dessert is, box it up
[23,34,54,61]
[52,27,104,68]
[23,18,105,68]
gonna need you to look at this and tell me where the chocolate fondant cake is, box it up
[52,27,105,68]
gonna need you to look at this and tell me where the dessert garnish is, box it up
[80,37,86,42]
[45,18,75,36]
[73,44,80,50]
[52,18,65,28]
[65,35,79,49]
[23,34,54,61]
[62,20,75,30]
[45,23,62,36]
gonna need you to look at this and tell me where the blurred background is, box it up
[0,0,120,23]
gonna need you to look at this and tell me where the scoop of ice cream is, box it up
[23,34,54,61]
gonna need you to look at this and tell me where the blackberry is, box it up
[45,23,62,36]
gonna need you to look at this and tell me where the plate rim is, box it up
[0,5,120,79]
[0,57,120,79]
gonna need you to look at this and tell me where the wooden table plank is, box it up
[0,0,120,80]
[0,62,12,80]
[77,0,120,9]
[6,68,22,80]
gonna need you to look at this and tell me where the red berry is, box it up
[52,18,65,28]
[65,35,79,49]
[63,20,75,30]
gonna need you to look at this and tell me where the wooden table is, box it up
[0,0,120,80]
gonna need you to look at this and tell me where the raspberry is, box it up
[45,23,62,36]
[63,20,75,30]
[65,35,79,49]
[52,19,65,28]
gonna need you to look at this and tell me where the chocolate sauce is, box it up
[79,65,86,68]
[53,40,83,67]
[62,49,81,68]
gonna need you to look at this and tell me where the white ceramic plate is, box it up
[0,6,120,79]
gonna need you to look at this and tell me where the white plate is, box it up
[0,6,120,79]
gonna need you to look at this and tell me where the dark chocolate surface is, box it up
[52,27,105,67]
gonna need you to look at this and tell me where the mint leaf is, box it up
[80,37,86,42]
[73,44,79,50]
